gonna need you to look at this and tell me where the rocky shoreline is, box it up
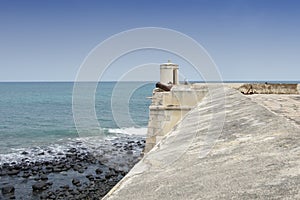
[0,136,145,199]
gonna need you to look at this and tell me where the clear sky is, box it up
[0,0,299,81]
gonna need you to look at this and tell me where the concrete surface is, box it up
[103,87,300,200]
[247,94,300,129]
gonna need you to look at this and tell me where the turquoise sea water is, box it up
[0,82,153,159]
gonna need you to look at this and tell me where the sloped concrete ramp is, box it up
[103,88,300,200]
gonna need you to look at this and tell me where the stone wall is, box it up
[238,83,299,94]
[103,87,300,200]
[144,84,208,152]
[144,83,300,153]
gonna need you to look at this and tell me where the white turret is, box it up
[160,60,179,85]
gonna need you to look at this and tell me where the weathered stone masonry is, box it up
[145,82,300,152]
[144,61,300,153]
[144,84,208,152]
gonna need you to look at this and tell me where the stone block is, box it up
[146,136,156,144]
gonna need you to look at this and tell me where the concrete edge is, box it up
[102,84,300,199]
[102,95,209,199]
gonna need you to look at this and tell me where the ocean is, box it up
[0,82,153,164]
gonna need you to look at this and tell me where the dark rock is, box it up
[72,178,80,186]
[60,184,70,190]
[32,171,38,175]
[21,151,29,155]
[105,173,112,179]
[71,189,80,195]
[0,169,7,176]
[31,166,39,172]
[5,194,16,199]
[72,165,80,171]
[51,160,59,165]
[35,161,42,166]
[65,164,71,169]
[13,164,22,170]
[40,174,48,180]
[56,164,65,169]
[21,158,29,162]
[47,191,54,195]
[119,163,125,167]
[7,169,19,176]
[128,145,133,150]
[86,174,94,180]
[46,165,53,170]
[22,172,31,178]
[68,148,77,153]
[3,163,9,167]
[53,167,62,172]
[66,153,75,158]
[1,185,15,194]
[111,169,117,176]
[32,181,48,191]
[95,168,103,174]
[121,171,127,176]
[37,151,45,156]
[0,137,145,199]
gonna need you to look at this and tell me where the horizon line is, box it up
[0,80,299,83]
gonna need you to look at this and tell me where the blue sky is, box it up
[0,0,299,81]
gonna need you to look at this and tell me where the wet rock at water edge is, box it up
[40,174,48,181]
[68,148,77,153]
[72,178,81,186]
[21,151,29,155]
[0,137,145,199]
[7,169,20,176]
[2,185,15,194]
[95,168,103,174]
[0,169,7,176]
[86,174,94,181]
[32,181,49,191]
[22,171,31,178]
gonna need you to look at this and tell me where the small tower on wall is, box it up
[160,60,179,85]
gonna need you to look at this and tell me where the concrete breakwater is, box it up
[103,84,300,200]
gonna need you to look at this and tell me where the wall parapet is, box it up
[238,83,299,94]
